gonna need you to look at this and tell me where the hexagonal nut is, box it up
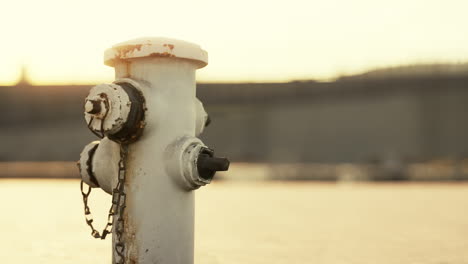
[84,97,103,116]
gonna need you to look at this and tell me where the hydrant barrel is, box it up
[105,38,210,264]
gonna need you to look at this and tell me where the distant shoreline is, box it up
[0,161,466,181]
[0,162,78,179]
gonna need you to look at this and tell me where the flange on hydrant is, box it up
[77,37,229,264]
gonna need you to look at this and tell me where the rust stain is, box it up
[129,255,138,264]
[124,208,138,263]
[114,43,176,61]
[163,43,175,50]
[149,52,176,58]
[123,152,139,264]
[115,44,143,59]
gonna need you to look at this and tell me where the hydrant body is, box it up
[78,37,229,264]
[116,59,197,263]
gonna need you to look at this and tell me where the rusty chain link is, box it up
[80,94,128,264]
[113,143,128,264]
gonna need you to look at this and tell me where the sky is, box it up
[0,0,467,84]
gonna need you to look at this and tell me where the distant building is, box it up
[16,66,31,86]
[1,64,467,165]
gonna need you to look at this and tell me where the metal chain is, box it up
[79,144,128,263]
[80,94,128,264]
[114,144,128,264]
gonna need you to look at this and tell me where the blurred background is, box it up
[1,0,467,263]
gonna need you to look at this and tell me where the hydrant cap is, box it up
[104,37,208,69]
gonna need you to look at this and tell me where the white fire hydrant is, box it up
[78,37,229,264]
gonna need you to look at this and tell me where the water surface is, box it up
[0,180,467,263]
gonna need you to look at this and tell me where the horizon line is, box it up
[2,61,468,87]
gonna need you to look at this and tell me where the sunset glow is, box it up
[1,0,468,84]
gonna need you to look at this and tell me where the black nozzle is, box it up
[197,147,230,181]
[199,156,230,171]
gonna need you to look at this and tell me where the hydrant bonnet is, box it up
[104,37,208,69]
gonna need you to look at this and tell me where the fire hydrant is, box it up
[77,37,229,264]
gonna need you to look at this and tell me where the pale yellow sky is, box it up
[0,0,467,84]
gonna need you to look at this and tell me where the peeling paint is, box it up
[115,44,176,60]
[115,44,143,59]
[163,43,175,50]
[104,37,208,68]
[149,52,175,58]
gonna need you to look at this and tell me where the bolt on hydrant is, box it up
[77,37,229,264]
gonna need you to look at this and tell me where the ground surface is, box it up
[0,180,467,263]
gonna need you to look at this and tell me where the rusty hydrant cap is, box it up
[104,37,208,69]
